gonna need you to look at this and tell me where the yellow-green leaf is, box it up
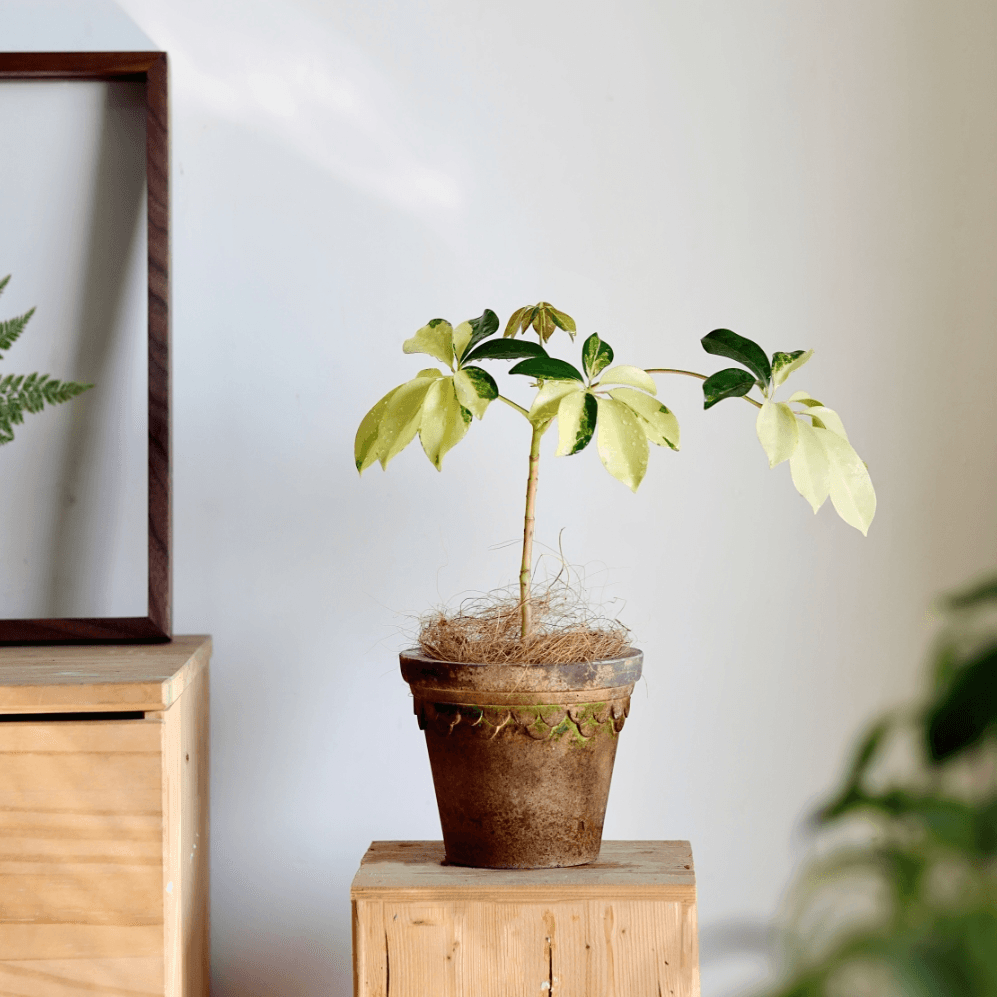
[790,418,830,512]
[419,377,471,470]
[555,390,597,456]
[595,397,649,492]
[756,401,800,468]
[453,367,498,420]
[503,305,532,339]
[772,349,814,386]
[354,386,399,473]
[377,372,441,468]
[598,365,657,394]
[815,427,876,535]
[452,320,474,362]
[403,319,454,366]
[608,387,680,450]
[528,379,584,428]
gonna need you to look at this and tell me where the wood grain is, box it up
[0,637,210,713]
[352,841,700,997]
[162,659,209,997]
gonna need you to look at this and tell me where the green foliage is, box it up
[0,277,93,446]
[703,367,756,408]
[702,328,772,387]
[760,576,997,997]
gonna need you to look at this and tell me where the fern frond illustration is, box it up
[0,275,93,446]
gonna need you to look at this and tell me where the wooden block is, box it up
[351,840,700,997]
[0,637,211,996]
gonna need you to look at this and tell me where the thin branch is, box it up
[644,368,764,409]
[497,394,531,419]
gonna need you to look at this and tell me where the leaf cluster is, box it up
[0,276,93,446]
[761,576,997,997]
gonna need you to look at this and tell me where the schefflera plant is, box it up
[356,302,875,640]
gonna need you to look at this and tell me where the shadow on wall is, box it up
[45,80,145,617]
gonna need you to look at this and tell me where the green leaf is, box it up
[927,644,997,761]
[772,349,814,386]
[555,390,597,456]
[547,304,577,338]
[595,397,649,491]
[0,306,35,360]
[608,387,680,450]
[597,365,657,393]
[509,357,584,381]
[528,380,584,428]
[376,371,441,469]
[0,274,9,297]
[790,418,830,512]
[453,366,498,419]
[757,402,799,467]
[403,318,454,367]
[581,333,614,379]
[355,386,400,472]
[463,339,548,363]
[701,328,772,387]
[503,305,534,338]
[947,576,997,610]
[702,367,756,409]
[461,308,499,358]
[814,427,876,535]
[419,376,472,469]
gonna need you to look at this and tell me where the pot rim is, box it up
[400,646,642,694]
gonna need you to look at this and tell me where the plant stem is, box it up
[497,394,531,419]
[519,422,543,638]
[644,368,764,409]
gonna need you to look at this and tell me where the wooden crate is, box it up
[352,840,700,997]
[0,636,211,996]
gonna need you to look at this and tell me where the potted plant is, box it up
[356,302,875,868]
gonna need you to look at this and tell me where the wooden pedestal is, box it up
[351,840,700,997]
[0,636,211,996]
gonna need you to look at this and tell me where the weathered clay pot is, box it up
[399,648,643,869]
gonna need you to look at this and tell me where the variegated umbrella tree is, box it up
[356,303,875,638]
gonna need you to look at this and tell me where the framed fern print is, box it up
[0,53,171,642]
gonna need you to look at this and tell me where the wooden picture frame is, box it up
[0,52,170,643]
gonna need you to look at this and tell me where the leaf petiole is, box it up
[644,368,764,408]
[496,394,531,419]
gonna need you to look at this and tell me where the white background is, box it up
[3,2,996,994]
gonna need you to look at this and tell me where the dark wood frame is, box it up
[0,53,171,643]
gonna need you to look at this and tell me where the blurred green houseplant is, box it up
[762,575,997,997]
[0,275,92,444]
[356,302,876,638]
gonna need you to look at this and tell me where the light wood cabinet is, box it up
[352,840,700,997]
[0,636,211,996]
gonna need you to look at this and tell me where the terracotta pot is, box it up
[399,648,643,869]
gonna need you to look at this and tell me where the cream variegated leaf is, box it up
[419,377,472,470]
[376,370,442,469]
[790,418,831,512]
[803,405,849,443]
[453,367,498,420]
[403,319,454,367]
[597,365,658,394]
[528,379,584,429]
[772,349,814,386]
[595,397,649,492]
[608,387,680,450]
[757,401,800,467]
[815,427,876,535]
[555,391,597,456]
[452,320,474,362]
[354,386,400,473]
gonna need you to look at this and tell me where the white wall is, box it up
[4,1,997,994]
